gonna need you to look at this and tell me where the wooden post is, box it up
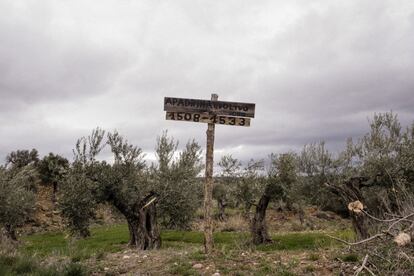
[163,94,254,253]
[204,93,218,254]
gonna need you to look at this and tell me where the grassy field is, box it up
[1,223,357,275]
[22,224,354,257]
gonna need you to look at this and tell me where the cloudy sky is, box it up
[1,0,413,166]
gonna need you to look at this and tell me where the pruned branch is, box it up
[142,197,157,210]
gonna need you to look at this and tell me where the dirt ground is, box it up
[84,245,357,275]
[79,208,353,275]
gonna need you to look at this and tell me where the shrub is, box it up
[0,166,36,240]
[38,153,69,200]
[58,167,97,237]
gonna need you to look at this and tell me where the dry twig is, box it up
[387,213,414,233]
[354,254,376,276]
[326,233,385,246]
[399,251,413,265]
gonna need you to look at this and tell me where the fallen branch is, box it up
[399,251,413,265]
[354,254,376,276]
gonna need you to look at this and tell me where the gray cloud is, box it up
[1,0,413,167]
[0,1,133,109]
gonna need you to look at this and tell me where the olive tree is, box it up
[6,149,39,170]
[60,128,156,245]
[103,131,161,249]
[323,112,414,239]
[296,142,347,213]
[214,155,241,221]
[152,132,203,229]
[58,128,104,238]
[325,113,414,274]
[58,165,97,237]
[355,112,413,214]
[60,128,202,249]
[251,153,297,244]
[235,159,265,217]
[0,165,37,240]
[38,153,69,201]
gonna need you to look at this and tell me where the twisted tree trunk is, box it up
[351,212,369,239]
[326,177,371,239]
[217,198,227,221]
[112,193,161,250]
[251,194,272,245]
[126,204,160,249]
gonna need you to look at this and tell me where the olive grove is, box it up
[0,111,413,274]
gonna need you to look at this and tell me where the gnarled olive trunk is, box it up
[351,212,369,239]
[112,193,161,250]
[217,199,227,221]
[126,203,161,249]
[326,177,371,239]
[251,194,272,245]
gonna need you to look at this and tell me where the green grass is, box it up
[0,254,88,276]
[168,259,198,276]
[308,252,320,261]
[22,224,354,258]
[162,230,246,244]
[256,229,353,251]
[340,253,359,263]
[23,224,129,257]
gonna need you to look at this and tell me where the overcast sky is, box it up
[1,0,413,166]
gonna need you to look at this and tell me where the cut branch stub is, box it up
[348,200,364,214]
[394,232,411,247]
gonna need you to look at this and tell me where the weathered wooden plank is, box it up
[165,111,251,127]
[164,97,255,118]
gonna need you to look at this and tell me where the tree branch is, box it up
[326,233,385,246]
[387,212,414,233]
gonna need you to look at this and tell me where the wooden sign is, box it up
[164,97,255,118]
[166,112,250,127]
[164,94,255,255]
